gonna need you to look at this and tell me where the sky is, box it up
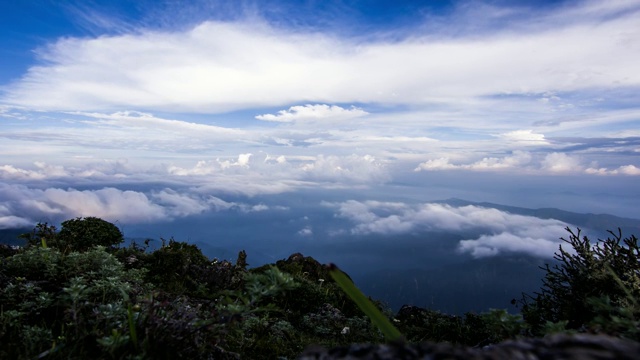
[1,0,639,261]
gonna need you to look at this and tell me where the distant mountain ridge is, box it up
[436,198,640,235]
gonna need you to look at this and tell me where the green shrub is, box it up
[521,227,640,338]
[58,217,124,252]
[20,218,124,253]
[144,238,244,297]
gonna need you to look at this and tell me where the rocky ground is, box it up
[298,333,640,360]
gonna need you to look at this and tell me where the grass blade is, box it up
[328,263,403,342]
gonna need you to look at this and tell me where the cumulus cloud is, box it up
[585,164,640,176]
[0,165,48,180]
[300,154,389,184]
[217,153,253,169]
[327,200,568,258]
[415,151,532,172]
[0,161,134,182]
[256,104,368,122]
[466,151,533,170]
[618,165,640,175]
[540,152,583,173]
[414,151,640,177]
[0,185,166,224]
[166,153,389,193]
[413,158,458,171]
[0,183,283,228]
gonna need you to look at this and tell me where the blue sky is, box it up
[1,0,639,259]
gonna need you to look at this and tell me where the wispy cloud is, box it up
[3,3,639,113]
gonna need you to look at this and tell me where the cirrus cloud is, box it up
[3,3,640,112]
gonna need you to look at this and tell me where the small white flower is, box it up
[341,327,350,335]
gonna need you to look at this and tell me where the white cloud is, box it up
[0,165,47,180]
[458,232,560,258]
[618,165,640,175]
[498,130,548,145]
[0,203,33,229]
[0,2,638,224]
[414,158,458,171]
[0,215,33,230]
[0,161,134,182]
[300,154,389,184]
[413,151,635,176]
[585,164,640,176]
[168,161,215,176]
[256,104,368,122]
[164,153,388,194]
[75,111,242,137]
[21,186,166,223]
[466,151,533,170]
[0,105,27,120]
[297,227,313,237]
[150,189,210,217]
[0,183,286,228]
[328,200,568,258]
[415,151,532,172]
[541,152,583,173]
[3,4,640,112]
[218,153,253,169]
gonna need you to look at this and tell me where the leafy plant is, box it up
[521,227,640,338]
[19,218,124,253]
[58,217,124,252]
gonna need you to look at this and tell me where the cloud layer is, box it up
[0,1,639,234]
[415,151,640,176]
[2,2,640,113]
[0,183,282,229]
[327,200,568,258]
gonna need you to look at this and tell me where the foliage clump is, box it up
[20,217,123,253]
[394,305,527,346]
[521,227,640,339]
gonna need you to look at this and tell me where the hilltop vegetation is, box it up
[0,217,638,359]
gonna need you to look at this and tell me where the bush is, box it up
[58,217,124,252]
[521,227,640,338]
[20,218,124,253]
[144,238,243,296]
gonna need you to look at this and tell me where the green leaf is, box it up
[328,263,403,342]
